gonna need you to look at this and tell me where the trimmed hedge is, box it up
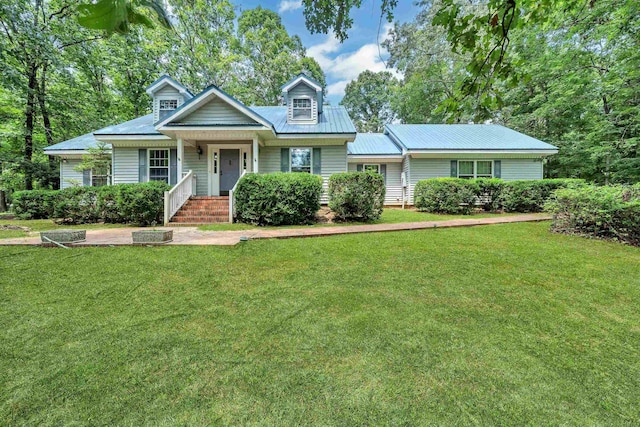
[474,178,504,211]
[234,173,323,226]
[545,185,640,246]
[12,190,58,219]
[414,178,479,214]
[328,172,385,221]
[12,182,169,226]
[499,179,586,213]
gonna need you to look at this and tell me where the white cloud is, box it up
[307,27,401,98]
[278,0,303,13]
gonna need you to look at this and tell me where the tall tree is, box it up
[340,71,398,133]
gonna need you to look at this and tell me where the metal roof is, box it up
[348,133,402,155]
[94,114,160,135]
[385,124,558,151]
[43,132,110,152]
[146,74,194,97]
[251,106,356,134]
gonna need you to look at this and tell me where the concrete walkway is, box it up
[0,214,551,247]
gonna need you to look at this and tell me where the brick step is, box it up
[170,216,229,223]
[181,204,229,209]
[174,211,229,217]
[190,196,229,200]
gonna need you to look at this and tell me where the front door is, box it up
[219,149,240,196]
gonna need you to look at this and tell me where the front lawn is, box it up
[1,222,639,425]
[198,208,510,231]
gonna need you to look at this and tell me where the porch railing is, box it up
[164,170,195,225]
[229,170,249,223]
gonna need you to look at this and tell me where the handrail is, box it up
[229,170,249,223]
[164,170,195,225]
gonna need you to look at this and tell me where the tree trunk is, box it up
[24,62,37,191]
[38,63,54,147]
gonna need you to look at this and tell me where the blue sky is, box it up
[234,0,417,104]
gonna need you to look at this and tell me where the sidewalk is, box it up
[0,214,551,247]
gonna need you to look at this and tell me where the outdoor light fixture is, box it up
[197,145,203,159]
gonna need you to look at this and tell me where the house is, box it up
[44,73,558,223]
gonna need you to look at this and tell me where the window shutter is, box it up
[494,160,501,178]
[380,164,387,184]
[139,149,148,182]
[82,169,91,186]
[450,160,457,177]
[356,164,363,172]
[280,148,289,172]
[313,148,321,175]
[170,148,177,185]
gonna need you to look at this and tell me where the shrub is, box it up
[414,178,479,214]
[12,190,58,219]
[474,178,505,211]
[53,187,101,224]
[328,172,385,221]
[545,185,640,246]
[499,178,586,213]
[115,181,169,226]
[234,173,323,226]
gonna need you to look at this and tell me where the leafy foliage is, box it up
[328,172,385,221]
[234,173,323,226]
[340,71,398,133]
[12,190,59,219]
[546,185,640,246]
[499,179,586,213]
[77,0,172,34]
[414,178,479,214]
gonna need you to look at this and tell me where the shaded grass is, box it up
[1,222,639,425]
[0,220,129,239]
[198,208,509,231]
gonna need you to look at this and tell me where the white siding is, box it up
[348,162,403,205]
[402,157,410,204]
[178,97,256,124]
[60,159,84,188]
[259,145,347,203]
[501,158,544,180]
[408,157,451,204]
[112,147,140,184]
[153,86,185,122]
[182,146,209,196]
[287,82,318,123]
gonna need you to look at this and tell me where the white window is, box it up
[159,99,178,111]
[292,98,312,120]
[363,164,380,173]
[149,149,170,183]
[290,148,312,173]
[91,165,110,187]
[458,160,493,179]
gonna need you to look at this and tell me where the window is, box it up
[292,98,312,120]
[290,148,311,173]
[149,149,169,183]
[458,160,493,179]
[91,164,110,187]
[363,164,380,173]
[159,99,178,119]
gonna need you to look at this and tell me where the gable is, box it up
[176,97,258,125]
[288,81,316,99]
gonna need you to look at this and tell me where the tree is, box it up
[77,0,171,34]
[340,71,398,133]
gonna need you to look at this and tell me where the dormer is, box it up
[281,73,324,125]
[146,75,194,123]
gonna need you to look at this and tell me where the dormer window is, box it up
[292,98,312,120]
[159,99,178,119]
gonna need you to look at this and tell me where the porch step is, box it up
[169,195,230,224]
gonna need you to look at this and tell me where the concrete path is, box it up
[0,214,551,247]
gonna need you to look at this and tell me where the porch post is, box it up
[177,137,184,177]
[252,136,259,173]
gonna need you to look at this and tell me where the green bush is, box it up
[234,173,323,226]
[499,179,586,213]
[12,190,58,219]
[115,181,169,226]
[474,178,505,211]
[54,187,101,224]
[328,172,385,221]
[545,185,640,246]
[414,178,479,214]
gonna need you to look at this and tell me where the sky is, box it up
[234,0,418,105]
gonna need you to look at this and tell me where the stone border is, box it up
[132,230,173,244]
[40,230,86,244]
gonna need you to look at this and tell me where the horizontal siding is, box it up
[183,146,209,196]
[178,97,256,124]
[501,158,544,180]
[259,145,347,203]
[112,147,139,184]
[408,158,451,204]
[60,159,84,188]
[348,162,403,205]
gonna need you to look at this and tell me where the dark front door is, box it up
[219,149,240,196]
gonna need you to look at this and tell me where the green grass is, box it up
[0,219,128,239]
[198,208,509,231]
[1,222,639,425]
